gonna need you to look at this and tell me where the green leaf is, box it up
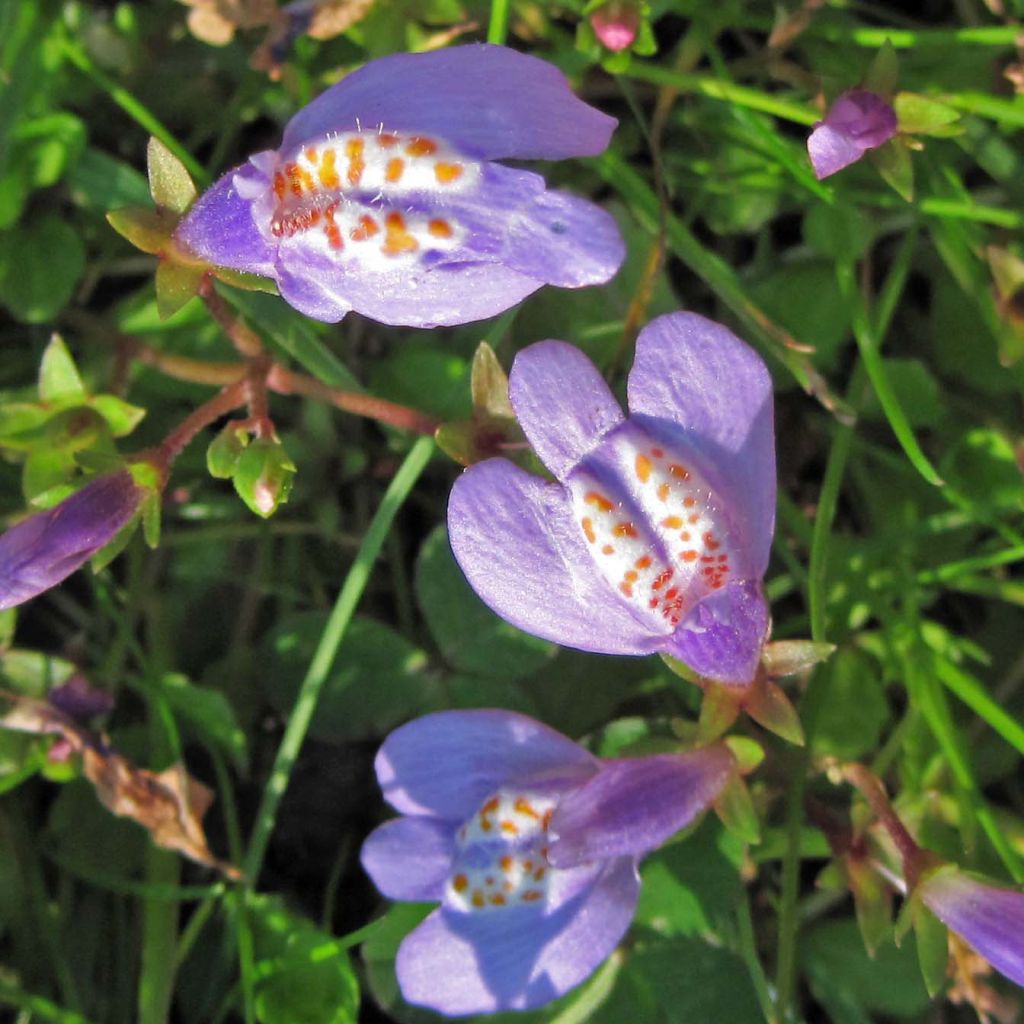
[0,649,76,697]
[67,146,151,210]
[38,335,85,404]
[233,438,296,518]
[147,136,197,215]
[0,402,51,448]
[803,204,871,264]
[414,525,554,682]
[802,920,930,1019]
[0,215,86,323]
[159,673,247,771]
[894,92,961,136]
[155,258,205,320]
[261,614,433,742]
[22,448,77,504]
[814,648,890,760]
[88,394,147,437]
[870,138,915,201]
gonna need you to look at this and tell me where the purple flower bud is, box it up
[807,89,898,180]
[361,709,733,1014]
[919,868,1024,987]
[0,471,144,610]
[447,312,776,686]
[174,44,625,328]
[48,674,115,721]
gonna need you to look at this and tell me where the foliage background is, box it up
[1,0,1024,1022]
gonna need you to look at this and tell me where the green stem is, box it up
[736,888,773,1022]
[487,0,511,44]
[243,436,435,880]
[137,847,180,1024]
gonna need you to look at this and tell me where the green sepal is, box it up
[870,139,914,201]
[39,335,86,405]
[106,205,178,255]
[470,342,513,418]
[848,854,894,956]
[91,516,142,573]
[695,681,741,744]
[815,860,847,892]
[156,259,206,320]
[207,422,250,479]
[88,395,147,438]
[23,449,79,506]
[0,403,52,449]
[893,92,962,137]
[0,609,15,654]
[211,266,278,294]
[233,438,296,518]
[864,39,899,96]
[147,136,197,215]
[761,639,836,676]
[724,735,764,774]
[713,774,760,845]
[914,904,949,995]
[141,491,161,548]
[988,245,1024,300]
[660,652,702,686]
[745,677,805,746]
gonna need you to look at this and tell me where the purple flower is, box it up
[807,89,898,180]
[447,312,775,687]
[174,44,625,328]
[361,709,733,1014]
[919,868,1024,987]
[0,471,144,610]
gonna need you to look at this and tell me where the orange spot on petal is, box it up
[435,161,463,184]
[428,218,453,238]
[406,136,438,156]
[635,454,652,482]
[385,157,405,183]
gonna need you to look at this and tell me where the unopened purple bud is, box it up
[807,89,898,180]
[48,674,115,721]
[919,868,1024,987]
[0,472,144,610]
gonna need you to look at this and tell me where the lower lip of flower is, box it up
[447,789,559,912]
[568,425,740,629]
[263,129,476,265]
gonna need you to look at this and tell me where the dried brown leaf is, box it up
[0,692,240,879]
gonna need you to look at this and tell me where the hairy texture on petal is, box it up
[627,313,776,574]
[360,817,456,902]
[282,44,616,161]
[376,709,597,820]
[666,580,770,687]
[920,870,1024,986]
[0,472,143,611]
[396,857,639,1014]
[448,459,664,654]
[807,89,897,180]
[173,157,277,276]
[547,746,734,867]
[509,342,625,481]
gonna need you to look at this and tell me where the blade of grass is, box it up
[487,0,510,44]
[932,657,1024,760]
[836,260,944,487]
[243,436,434,880]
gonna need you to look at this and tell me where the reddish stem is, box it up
[129,340,247,387]
[267,365,441,436]
[156,378,250,466]
[841,762,928,884]
[199,280,265,358]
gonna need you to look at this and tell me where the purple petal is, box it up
[825,90,898,147]
[274,233,541,327]
[626,313,776,575]
[360,817,456,902]
[547,746,734,868]
[807,123,871,180]
[173,157,277,276]
[502,190,625,289]
[282,45,616,162]
[666,580,770,687]
[807,90,897,180]
[375,709,597,820]
[0,472,143,611]
[396,857,639,1013]
[920,870,1024,986]
[508,342,625,481]
[48,675,115,721]
[447,459,663,655]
